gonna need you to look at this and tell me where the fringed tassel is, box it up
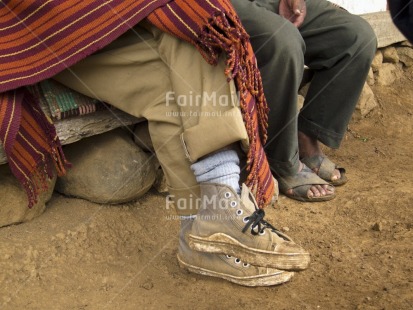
[197,8,274,208]
[3,89,71,208]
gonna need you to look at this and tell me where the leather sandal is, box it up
[301,155,347,186]
[276,165,336,202]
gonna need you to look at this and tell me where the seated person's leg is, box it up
[53,25,201,215]
[55,24,310,286]
[231,0,335,201]
[152,27,310,276]
[298,0,376,185]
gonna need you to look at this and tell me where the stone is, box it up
[397,47,413,67]
[55,128,156,204]
[297,94,305,111]
[372,222,383,231]
[376,63,401,86]
[366,67,375,86]
[360,11,407,48]
[371,50,383,72]
[382,46,399,64]
[0,164,56,228]
[356,83,378,117]
[140,278,154,290]
[400,40,413,47]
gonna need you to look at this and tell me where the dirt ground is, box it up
[1,70,412,310]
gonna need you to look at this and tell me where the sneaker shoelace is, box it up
[242,209,286,239]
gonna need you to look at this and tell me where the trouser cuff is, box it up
[267,150,300,177]
[298,115,343,149]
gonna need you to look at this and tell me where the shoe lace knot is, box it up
[242,209,279,236]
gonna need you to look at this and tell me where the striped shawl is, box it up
[0,0,275,208]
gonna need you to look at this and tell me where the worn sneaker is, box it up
[187,183,311,271]
[178,219,294,286]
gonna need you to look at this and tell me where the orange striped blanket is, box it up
[0,0,275,209]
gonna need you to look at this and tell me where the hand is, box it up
[279,0,307,27]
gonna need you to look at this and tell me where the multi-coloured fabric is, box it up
[0,0,275,208]
[29,80,107,120]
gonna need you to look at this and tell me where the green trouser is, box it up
[54,24,248,216]
[231,0,377,176]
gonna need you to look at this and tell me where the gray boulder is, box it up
[0,164,56,227]
[56,128,156,204]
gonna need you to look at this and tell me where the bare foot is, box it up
[286,162,335,198]
[298,131,341,181]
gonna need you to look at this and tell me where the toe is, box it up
[310,186,321,197]
[316,185,327,195]
[322,184,335,194]
[331,168,341,181]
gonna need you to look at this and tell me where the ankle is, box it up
[298,131,322,159]
[191,149,241,194]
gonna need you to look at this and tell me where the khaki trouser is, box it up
[54,24,248,216]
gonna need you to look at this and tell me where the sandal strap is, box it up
[277,165,329,193]
[318,157,336,181]
[301,155,345,182]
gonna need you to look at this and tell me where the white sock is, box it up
[191,149,240,194]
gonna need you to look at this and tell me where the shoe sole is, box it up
[188,233,310,271]
[284,192,336,202]
[177,254,294,287]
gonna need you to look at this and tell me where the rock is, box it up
[56,128,156,204]
[0,164,56,228]
[397,47,413,67]
[400,40,412,47]
[297,94,305,111]
[382,46,399,64]
[140,279,154,290]
[356,83,378,117]
[383,284,393,292]
[366,67,375,86]
[376,63,400,86]
[371,50,383,72]
[372,222,383,231]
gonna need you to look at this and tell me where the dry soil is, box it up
[1,70,412,310]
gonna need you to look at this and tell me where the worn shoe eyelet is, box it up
[243,216,249,223]
[234,258,241,264]
[224,192,231,199]
[259,230,266,236]
[236,209,243,216]
[230,201,237,208]
[226,255,232,259]
[243,263,250,268]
